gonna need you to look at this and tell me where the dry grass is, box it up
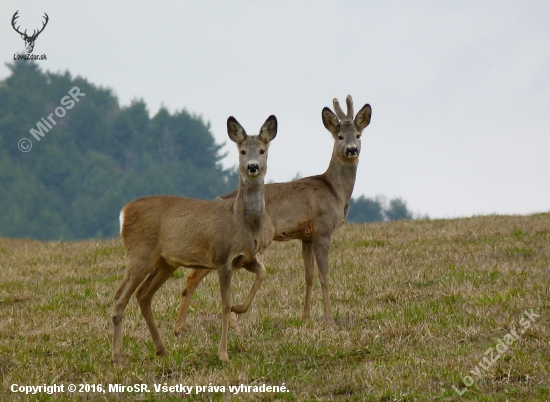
[1,214,549,401]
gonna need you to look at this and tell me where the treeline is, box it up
[0,61,237,240]
[347,196,415,223]
[0,61,418,241]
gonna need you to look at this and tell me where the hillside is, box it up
[1,214,549,401]
[0,61,238,240]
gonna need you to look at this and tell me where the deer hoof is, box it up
[326,319,337,329]
[231,304,247,314]
[112,356,124,368]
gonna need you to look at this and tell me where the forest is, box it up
[0,61,415,240]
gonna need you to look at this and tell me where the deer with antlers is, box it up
[112,115,277,365]
[11,11,49,54]
[174,95,371,334]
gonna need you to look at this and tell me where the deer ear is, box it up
[227,116,247,144]
[322,107,340,136]
[259,115,277,144]
[354,104,372,132]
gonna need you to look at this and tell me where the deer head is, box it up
[228,115,277,182]
[322,95,372,163]
[12,11,49,54]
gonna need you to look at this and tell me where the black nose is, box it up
[247,163,259,172]
[346,147,358,156]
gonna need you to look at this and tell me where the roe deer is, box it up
[112,115,277,365]
[174,95,371,332]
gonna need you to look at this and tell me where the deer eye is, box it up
[356,135,361,139]
[338,136,344,140]
[259,150,265,155]
[240,150,246,155]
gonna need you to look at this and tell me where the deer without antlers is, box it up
[11,11,49,54]
[112,115,277,366]
[174,95,371,333]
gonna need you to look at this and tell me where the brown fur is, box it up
[111,115,277,365]
[174,96,372,331]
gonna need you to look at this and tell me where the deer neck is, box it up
[234,176,265,232]
[324,153,358,203]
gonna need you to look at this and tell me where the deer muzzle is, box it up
[345,147,359,158]
[247,163,260,175]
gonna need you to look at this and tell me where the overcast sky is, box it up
[2,1,549,218]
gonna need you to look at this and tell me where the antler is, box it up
[11,11,49,39]
[332,95,354,120]
[345,95,354,119]
[11,11,25,36]
[333,98,346,120]
[28,13,49,39]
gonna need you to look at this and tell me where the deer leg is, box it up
[313,237,336,327]
[231,258,266,315]
[135,259,177,357]
[174,268,211,336]
[301,240,315,323]
[217,264,233,361]
[112,258,155,367]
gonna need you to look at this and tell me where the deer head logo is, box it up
[11,11,49,54]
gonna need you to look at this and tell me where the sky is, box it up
[1,1,549,218]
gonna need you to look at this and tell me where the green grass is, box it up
[1,214,549,401]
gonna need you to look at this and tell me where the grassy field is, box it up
[0,214,549,401]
